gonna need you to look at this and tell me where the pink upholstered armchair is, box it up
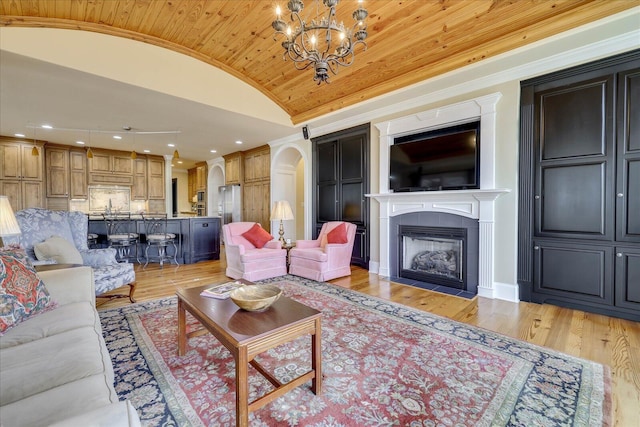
[222,222,287,281]
[288,221,357,282]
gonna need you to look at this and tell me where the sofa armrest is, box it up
[295,239,320,249]
[264,240,282,249]
[38,266,96,306]
[48,401,141,427]
[80,248,118,268]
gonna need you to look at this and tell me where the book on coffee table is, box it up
[200,281,245,299]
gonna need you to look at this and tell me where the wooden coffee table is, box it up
[176,280,322,427]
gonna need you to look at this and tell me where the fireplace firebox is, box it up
[399,225,467,289]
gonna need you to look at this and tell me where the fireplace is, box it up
[399,225,466,289]
[369,93,514,300]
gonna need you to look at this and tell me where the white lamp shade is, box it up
[270,200,294,221]
[0,196,21,237]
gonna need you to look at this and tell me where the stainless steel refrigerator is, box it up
[218,184,242,225]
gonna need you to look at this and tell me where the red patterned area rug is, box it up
[98,275,611,426]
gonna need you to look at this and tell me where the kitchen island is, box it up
[88,215,220,264]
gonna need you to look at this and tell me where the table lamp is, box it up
[0,196,21,247]
[270,200,294,244]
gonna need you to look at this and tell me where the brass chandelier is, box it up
[272,0,368,84]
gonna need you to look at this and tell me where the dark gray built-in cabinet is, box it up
[312,123,370,268]
[519,50,640,321]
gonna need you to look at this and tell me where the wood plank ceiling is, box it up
[1,0,635,124]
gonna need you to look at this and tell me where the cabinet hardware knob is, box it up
[616,253,623,257]
[617,193,624,198]
[534,246,540,250]
[534,195,540,199]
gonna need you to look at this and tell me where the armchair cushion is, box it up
[327,222,348,244]
[80,248,119,268]
[0,247,55,335]
[241,223,273,249]
[34,236,84,265]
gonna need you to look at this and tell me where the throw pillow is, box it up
[241,224,273,249]
[34,236,83,265]
[326,223,348,244]
[0,245,55,335]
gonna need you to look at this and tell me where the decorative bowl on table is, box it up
[229,285,282,312]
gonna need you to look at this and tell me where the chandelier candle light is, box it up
[272,0,368,84]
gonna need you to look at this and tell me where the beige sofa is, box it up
[0,266,141,427]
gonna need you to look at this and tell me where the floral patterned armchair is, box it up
[5,208,136,302]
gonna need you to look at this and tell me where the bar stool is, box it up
[103,213,140,263]
[87,233,99,248]
[142,213,178,268]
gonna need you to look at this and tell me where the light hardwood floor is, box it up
[99,256,640,426]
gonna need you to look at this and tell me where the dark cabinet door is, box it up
[615,247,640,311]
[534,75,615,241]
[533,239,613,305]
[313,124,370,268]
[519,50,640,321]
[616,67,640,243]
[316,141,339,222]
[188,217,220,263]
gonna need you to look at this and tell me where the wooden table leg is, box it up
[177,299,186,356]
[312,317,322,394]
[236,347,249,427]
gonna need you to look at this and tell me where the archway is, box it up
[208,161,225,217]
[270,145,307,241]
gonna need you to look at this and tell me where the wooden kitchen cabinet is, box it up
[243,181,270,232]
[224,152,243,184]
[243,145,270,183]
[45,146,69,198]
[188,167,197,201]
[132,158,147,200]
[0,180,43,211]
[195,162,207,190]
[147,156,165,199]
[88,149,133,185]
[69,150,88,199]
[0,139,45,210]
[1,140,43,181]
[43,145,87,201]
[132,155,165,200]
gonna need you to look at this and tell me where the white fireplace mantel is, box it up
[367,189,510,220]
[367,92,514,300]
[367,189,510,299]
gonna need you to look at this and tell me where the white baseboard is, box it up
[477,282,519,302]
[494,282,520,302]
[368,261,380,275]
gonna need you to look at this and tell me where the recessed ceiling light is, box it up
[143,149,150,153]
[235,140,243,144]
[76,141,85,145]
[113,135,122,140]
[210,149,217,153]
[41,124,52,129]
[14,133,25,138]
[168,143,175,147]
[171,164,174,167]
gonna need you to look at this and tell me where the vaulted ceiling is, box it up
[1,0,635,126]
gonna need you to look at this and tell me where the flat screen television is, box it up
[389,121,480,192]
